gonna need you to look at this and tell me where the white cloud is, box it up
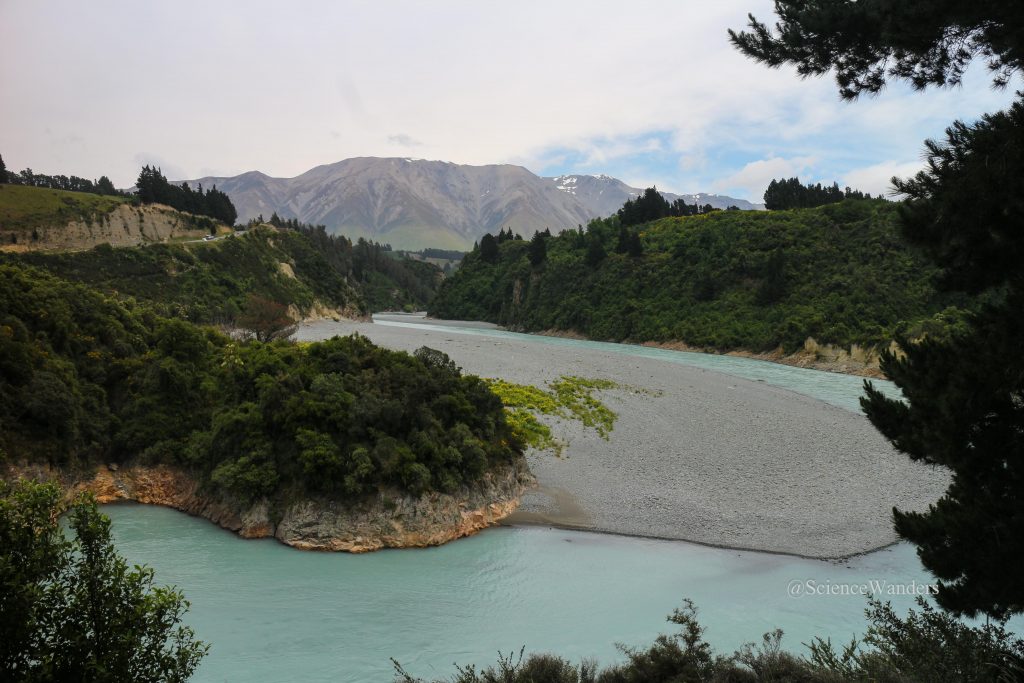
[713,156,817,199]
[387,134,424,148]
[0,1,1016,189]
[843,160,925,197]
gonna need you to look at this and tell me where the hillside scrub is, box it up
[430,200,976,352]
[0,263,521,504]
[5,227,363,323]
[395,598,1024,682]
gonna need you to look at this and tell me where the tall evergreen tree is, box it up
[528,230,547,266]
[479,233,500,264]
[0,153,6,183]
[733,1,1024,618]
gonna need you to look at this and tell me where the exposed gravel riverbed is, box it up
[295,317,948,559]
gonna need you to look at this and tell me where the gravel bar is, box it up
[295,318,948,559]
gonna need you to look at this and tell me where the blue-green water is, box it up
[107,504,978,683]
[104,325,1013,682]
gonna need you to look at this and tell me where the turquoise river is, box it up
[103,320,1022,682]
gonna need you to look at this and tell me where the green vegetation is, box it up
[136,166,237,225]
[2,164,123,197]
[395,598,1023,682]
[431,200,969,352]
[254,215,444,312]
[1,479,207,681]
[485,376,619,455]
[0,262,520,504]
[763,177,872,210]
[0,184,127,234]
[733,0,1024,619]
[7,227,364,322]
[618,187,717,227]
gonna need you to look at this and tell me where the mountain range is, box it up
[182,158,762,250]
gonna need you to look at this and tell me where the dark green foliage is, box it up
[859,105,1024,616]
[136,166,237,225]
[862,267,1024,618]
[0,263,519,502]
[396,598,1024,682]
[431,200,961,351]
[617,187,705,228]
[0,480,208,681]
[0,153,6,183]
[480,233,500,264]
[585,233,606,267]
[528,231,548,266]
[6,227,363,323]
[732,0,1024,619]
[728,2,1024,98]
[4,167,128,197]
[763,178,870,210]
[893,99,1024,294]
[259,219,441,312]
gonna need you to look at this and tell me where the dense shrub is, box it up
[0,263,519,502]
[431,200,977,352]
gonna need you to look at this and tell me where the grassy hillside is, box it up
[0,185,127,234]
[0,262,520,502]
[430,200,976,351]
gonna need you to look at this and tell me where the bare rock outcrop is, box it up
[1,203,211,252]
[4,461,533,552]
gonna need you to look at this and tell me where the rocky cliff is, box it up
[5,461,534,552]
[0,203,212,252]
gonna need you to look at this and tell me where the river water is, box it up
[102,320,1017,682]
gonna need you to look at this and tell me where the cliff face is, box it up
[6,461,533,552]
[0,204,210,252]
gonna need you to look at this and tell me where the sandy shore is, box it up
[295,318,948,559]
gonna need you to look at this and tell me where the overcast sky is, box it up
[1,0,1017,201]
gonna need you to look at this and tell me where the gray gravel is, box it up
[295,318,949,559]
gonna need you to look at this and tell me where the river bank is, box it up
[527,325,889,379]
[298,316,947,559]
[5,460,532,552]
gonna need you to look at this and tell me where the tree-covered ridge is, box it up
[7,227,364,323]
[617,187,720,228]
[136,166,237,226]
[764,177,872,210]
[1,163,123,197]
[269,217,443,312]
[0,263,521,503]
[430,200,969,352]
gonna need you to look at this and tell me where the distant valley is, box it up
[181,158,762,249]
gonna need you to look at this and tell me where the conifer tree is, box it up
[479,233,500,264]
[528,230,547,266]
[733,1,1024,618]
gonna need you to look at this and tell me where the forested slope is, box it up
[5,225,442,322]
[430,200,975,351]
[0,262,520,504]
